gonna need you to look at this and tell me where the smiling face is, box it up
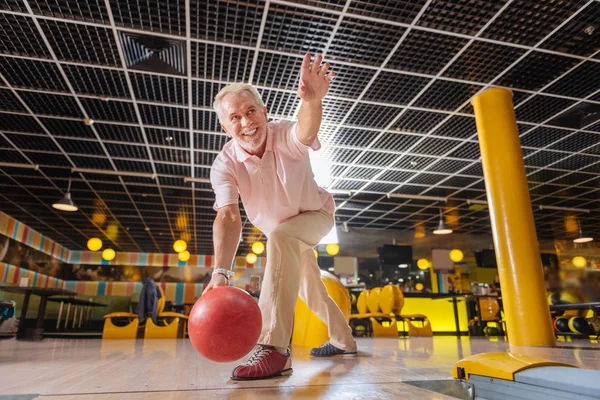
[219,91,269,157]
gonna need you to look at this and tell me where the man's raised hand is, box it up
[297,53,335,102]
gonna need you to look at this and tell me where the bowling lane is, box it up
[2,336,598,398]
[38,382,460,399]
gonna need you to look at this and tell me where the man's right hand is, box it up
[202,273,229,294]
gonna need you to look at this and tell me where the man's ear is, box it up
[221,123,231,138]
[263,106,268,119]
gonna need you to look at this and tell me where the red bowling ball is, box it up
[188,286,262,362]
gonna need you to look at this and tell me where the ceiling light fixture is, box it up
[469,201,591,214]
[387,193,448,202]
[433,208,452,235]
[328,189,352,195]
[574,218,594,244]
[342,221,349,233]
[467,199,488,205]
[538,205,590,213]
[183,177,211,184]
[52,175,78,212]
[72,168,156,179]
[0,162,39,170]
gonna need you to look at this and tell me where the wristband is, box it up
[213,268,234,280]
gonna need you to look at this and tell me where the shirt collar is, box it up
[234,140,251,163]
[233,124,274,163]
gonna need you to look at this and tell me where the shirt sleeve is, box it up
[210,155,238,211]
[279,120,322,159]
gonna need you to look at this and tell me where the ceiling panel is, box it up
[0,0,598,254]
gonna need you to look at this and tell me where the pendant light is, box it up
[433,208,452,235]
[52,175,78,212]
[573,219,593,243]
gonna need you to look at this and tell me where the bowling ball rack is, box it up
[550,302,600,340]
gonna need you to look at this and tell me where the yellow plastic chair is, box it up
[366,287,382,314]
[379,284,404,315]
[357,289,369,314]
[368,285,405,337]
[144,286,188,339]
[350,290,384,318]
[144,313,182,339]
[370,317,399,337]
[103,289,163,339]
[351,286,404,336]
[102,311,139,339]
[350,285,434,337]
[401,314,433,337]
[103,285,187,339]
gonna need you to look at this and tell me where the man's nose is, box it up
[241,116,253,125]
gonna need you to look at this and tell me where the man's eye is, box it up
[248,109,254,115]
[231,116,239,121]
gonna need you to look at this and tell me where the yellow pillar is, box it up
[472,88,555,347]
[429,266,439,293]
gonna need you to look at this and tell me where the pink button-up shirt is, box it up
[210,120,334,237]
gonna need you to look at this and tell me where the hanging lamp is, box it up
[433,208,452,235]
[52,175,78,212]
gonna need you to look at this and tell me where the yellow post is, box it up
[472,88,555,347]
[429,266,439,293]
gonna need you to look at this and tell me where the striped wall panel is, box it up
[1,212,268,268]
[0,262,208,301]
[0,212,70,262]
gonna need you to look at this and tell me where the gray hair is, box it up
[213,83,266,122]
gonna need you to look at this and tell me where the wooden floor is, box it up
[1,336,598,399]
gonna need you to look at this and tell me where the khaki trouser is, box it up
[257,208,355,351]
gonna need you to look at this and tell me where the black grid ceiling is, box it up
[0,0,599,256]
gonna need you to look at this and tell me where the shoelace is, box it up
[246,346,273,366]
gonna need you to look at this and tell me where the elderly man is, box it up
[205,54,356,381]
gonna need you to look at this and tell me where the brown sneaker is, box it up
[231,345,292,381]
